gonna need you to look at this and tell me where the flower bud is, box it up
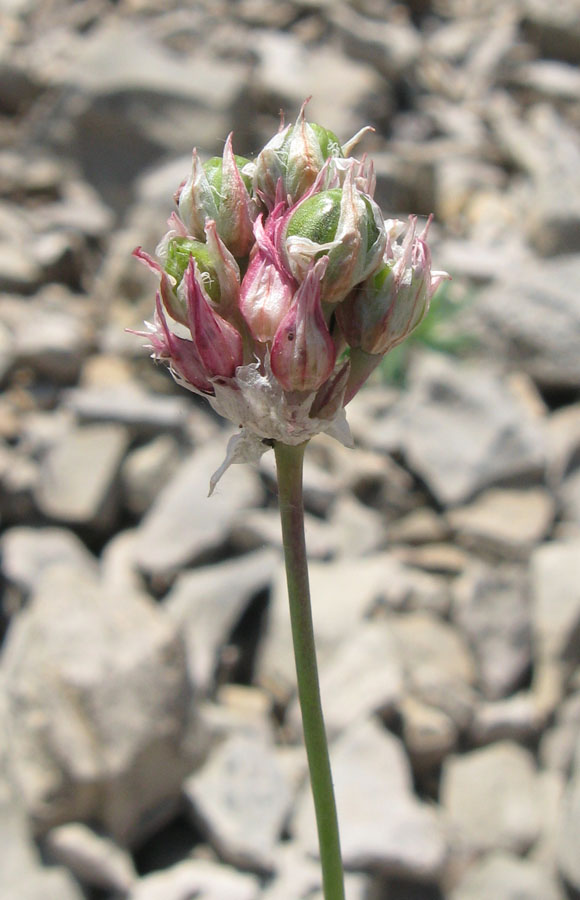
[136,214,241,329]
[182,258,243,379]
[270,257,336,392]
[253,101,345,206]
[178,134,255,257]
[147,292,214,394]
[282,165,386,304]
[239,202,296,343]
[336,216,451,355]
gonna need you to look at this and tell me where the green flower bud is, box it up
[336,217,450,355]
[164,237,220,303]
[282,166,386,304]
[178,134,255,258]
[253,102,344,205]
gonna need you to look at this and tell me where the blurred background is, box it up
[1,0,580,898]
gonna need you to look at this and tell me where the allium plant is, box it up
[133,102,449,900]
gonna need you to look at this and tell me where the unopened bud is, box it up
[253,101,344,206]
[239,203,296,343]
[182,259,243,379]
[270,257,336,392]
[282,166,386,304]
[178,134,255,257]
[337,216,450,355]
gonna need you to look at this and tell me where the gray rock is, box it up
[35,423,129,530]
[1,292,90,383]
[452,565,532,700]
[330,4,422,79]
[0,222,42,293]
[531,768,566,872]
[203,684,274,744]
[560,468,580,530]
[448,488,554,560]
[513,60,580,101]
[251,30,384,140]
[3,867,86,900]
[389,610,477,730]
[121,434,182,516]
[556,748,580,891]
[134,439,264,577]
[326,494,387,557]
[531,539,580,663]
[164,549,278,695]
[372,149,437,220]
[441,741,542,855]
[0,526,97,595]
[39,21,247,207]
[287,620,404,741]
[540,692,580,775]
[376,560,451,617]
[393,542,470,576]
[44,822,137,893]
[437,237,533,284]
[450,851,565,900]
[0,681,84,900]
[522,0,580,65]
[0,443,40,523]
[473,256,580,389]
[129,858,260,900]
[387,508,450,546]
[231,507,337,560]
[369,354,546,507]
[64,384,195,441]
[547,403,580,484]
[292,718,446,880]
[470,693,544,745]
[260,843,337,900]
[100,529,145,596]
[184,733,293,872]
[256,554,393,702]
[400,695,458,767]
[1,564,195,844]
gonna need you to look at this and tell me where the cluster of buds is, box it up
[133,102,449,490]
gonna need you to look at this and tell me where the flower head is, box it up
[132,108,448,489]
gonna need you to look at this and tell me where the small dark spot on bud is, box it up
[287,331,294,341]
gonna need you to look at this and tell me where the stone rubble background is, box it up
[1,0,580,898]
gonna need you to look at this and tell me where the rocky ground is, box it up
[1,0,580,898]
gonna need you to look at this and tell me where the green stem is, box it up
[274,441,345,900]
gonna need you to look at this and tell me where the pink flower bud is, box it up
[239,202,296,343]
[270,257,336,392]
[178,134,255,258]
[181,258,243,380]
[336,216,450,355]
[150,292,214,393]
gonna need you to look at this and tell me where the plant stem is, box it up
[274,441,345,900]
